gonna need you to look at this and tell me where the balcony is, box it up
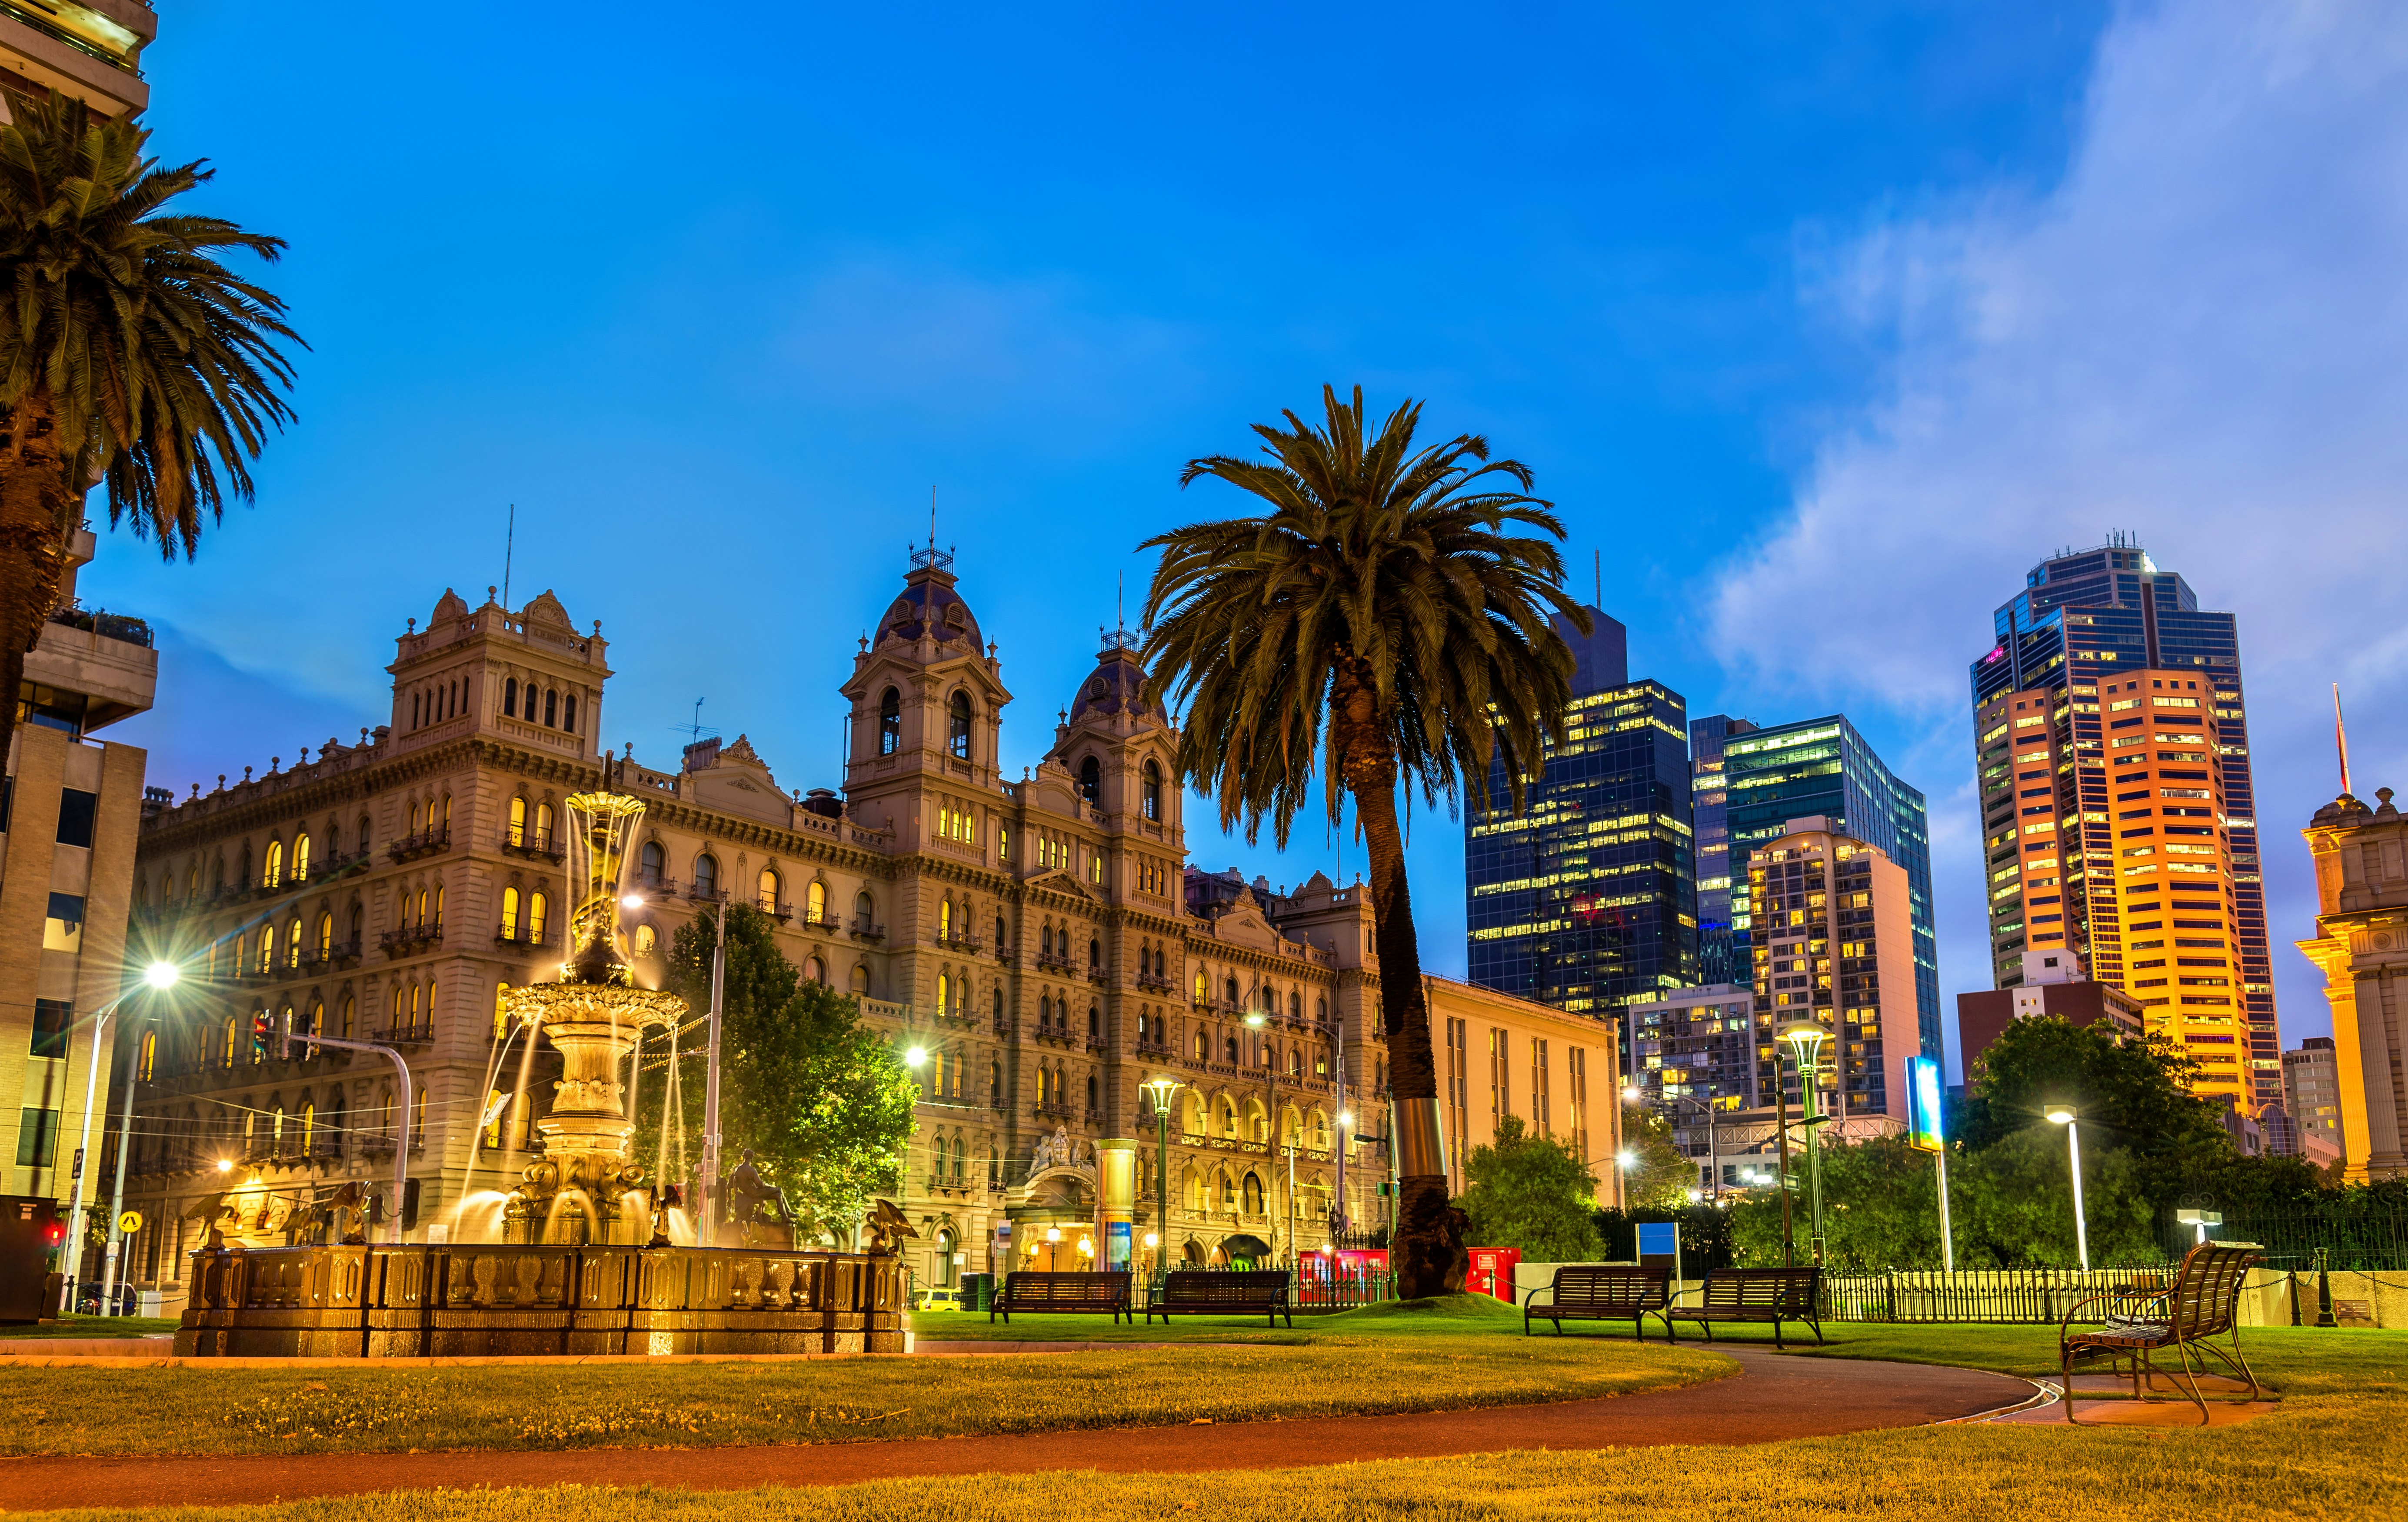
[1134,1040,1172,1060]
[387,827,452,863]
[757,896,793,923]
[379,923,443,958]
[494,923,553,951]
[1084,964,1110,985]
[500,829,566,863]
[1035,951,1073,975]
[849,917,886,943]
[684,880,729,904]
[368,1026,434,1047]
[48,603,152,648]
[932,931,983,957]
[1032,1102,1076,1122]
[1135,973,1174,994]
[797,912,843,934]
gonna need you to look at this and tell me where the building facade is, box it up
[1466,605,1696,1055]
[1970,537,2275,1111]
[1953,949,2143,1074]
[2281,1037,2344,1163]
[5,527,156,1211]
[2296,786,2408,1182]
[1622,981,1754,1187]
[110,562,1621,1302]
[1746,816,1922,1122]
[1688,715,1758,988]
[1720,716,1940,1062]
[0,0,152,119]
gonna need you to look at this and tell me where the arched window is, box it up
[408,801,422,836]
[1143,760,1162,821]
[263,839,283,887]
[1290,1047,1304,1077]
[535,802,554,845]
[494,981,513,1040]
[501,886,521,938]
[878,688,901,755]
[349,904,364,948]
[563,695,578,732]
[1316,998,1327,1024]
[509,797,527,846]
[285,918,302,968]
[1089,937,1101,967]
[1088,1005,1100,1039]
[990,1060,1003,1106]
[1193,1031,1208,1061]
[1193,970,1207,1002]
[640,840,665,884]
[1155,949,1167,978]
[528,891,548,942]
[300,1097,316,1153]
[543,688,559,727]
[1289,991,1301,1019]
[357,816,372,856]
[339,996,356,1039]
[936,972,950,1015]
[220,1015,236,1068]
[432,882,444,929]
[1226,976,1239,1005]
[1078,755,1100,804]
[856,890,874,925]
[949,691,973,760]
[137,1030,157,1081]
[293,832,310,880]
[851,964,871,993]
[692,853,719,898]
[1226,1035,1241,1065]
[635,923,657,954]
[808,881,827,921]
[1086,1073,1098,1112]
[1041,924,1054,957]
[255,925,273,974]
[759,868,781,913]
[503,677,518,718]
[992,986,1004,1020]
[806,956,825,986]
[939,898,953,937]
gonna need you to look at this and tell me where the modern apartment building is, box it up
[3,527,157,1202]
[2297,787,2408,1182]
[1466,606,1696,1052]
[1970,537,2275,1111]
[1689,715,1758,988]
[1719,717,1940,1064]
[2281,1037,2344,1161]
[1746,816,1921,1121]
[0,0,154,118]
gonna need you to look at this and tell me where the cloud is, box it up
[1710,0,2408,1040]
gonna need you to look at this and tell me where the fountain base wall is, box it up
[172,1242,906,1357]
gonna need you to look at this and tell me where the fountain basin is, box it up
[173,1242,906,1357]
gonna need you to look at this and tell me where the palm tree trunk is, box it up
[0,393,74,767]
[1348,779,1465,1298]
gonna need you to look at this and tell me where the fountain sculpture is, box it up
[172,779,906,1357]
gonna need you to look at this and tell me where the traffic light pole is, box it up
[280,1015,415,1244]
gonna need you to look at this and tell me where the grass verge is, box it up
[0,1304,1720,1457]
[0,1316,178,1341]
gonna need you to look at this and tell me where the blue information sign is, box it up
[1107,1220,1131,1269]
[1636,1222,1678,1258]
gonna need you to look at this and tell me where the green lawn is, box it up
[0,1315,178,1341]
[0,1297,1721,1457]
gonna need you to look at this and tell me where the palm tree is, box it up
[1140,385,1588,1297]
[0,95,298,762]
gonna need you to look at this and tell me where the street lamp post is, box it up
[1143,1075,1182,1278]
[1780,1022,1829,1262]
[60,961,180,1315]
[2046,1104,2090,1272]
[1245,1011,1280,1257]
[95,962,180,1315]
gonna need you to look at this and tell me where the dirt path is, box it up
[0,1348,2030,1511]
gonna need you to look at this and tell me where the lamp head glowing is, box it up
[1779,1021,1828,1067]
[1337,1110,1352,1126]
[621,893,646,910]
[1144,1232,1159,1248]
[142,961,180,991]
[2045,1105,2077,1125]
[215,1158,233,1174]
[904,1045,928,1068]
[1045,1226,1062,1243]
[1617,1150,1637,1169]
[1245,1011,1265,1028]
[1143,1074,1182,1108]
[1621,1084,1642,1103]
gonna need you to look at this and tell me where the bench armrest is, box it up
[2059,1285,2168,1340]
[1520,1283,1552,1311]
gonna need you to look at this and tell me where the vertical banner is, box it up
[1107,1220,1131,1269]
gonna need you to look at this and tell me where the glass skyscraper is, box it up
[1689,714,1758,988]
[1720,716,1942,1065]
[1970,537,2275,1111]
[1467,606,1697,1041]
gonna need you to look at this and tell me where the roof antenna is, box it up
[502,504,515,611]
[929,485,937,556]
[2335,683,2353,796]
[1594,547,1601,609]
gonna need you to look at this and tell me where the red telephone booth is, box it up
[1467,1246,1522,1302]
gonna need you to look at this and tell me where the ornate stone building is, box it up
[2298,784,2408,1182]
[110,552,1623,1302]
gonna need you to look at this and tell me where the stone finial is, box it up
[190,783,200,799]
[298,746,310,764]
[2380,787,2398,817]
[216,774,225,791]
[269,756,280,773]
[242,766,253,782]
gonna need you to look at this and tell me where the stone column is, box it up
[1096,1138,1138,1270]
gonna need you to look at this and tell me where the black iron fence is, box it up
[2157,1208,2408,1272]
[1145,1259,1395,1312]
[1820,1266,2178,1324]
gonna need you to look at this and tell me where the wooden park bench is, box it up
[1146,1269,1293,1327]
[1521,1265,1673,1341]
[2058,1241,2263,1425]
[988,1270,1133,1324]
[1663,1267,1825,1349]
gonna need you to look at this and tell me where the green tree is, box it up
[1617,1106,1696,1210]
[1141,386,1586,1296]
[0,97,298,764]
[1456,1115,1604,1261]
[650,905,917,1242]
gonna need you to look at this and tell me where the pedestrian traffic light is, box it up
[400,1178,421,1232]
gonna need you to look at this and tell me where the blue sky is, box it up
[91,3,2408,1075]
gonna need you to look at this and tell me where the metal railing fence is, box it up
[1820,1265,2178,1324]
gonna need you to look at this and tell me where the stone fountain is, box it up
[172,780,906,1358]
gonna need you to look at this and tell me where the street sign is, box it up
[117,1211,142,1235]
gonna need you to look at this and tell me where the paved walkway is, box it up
[0,1348,2032,1512]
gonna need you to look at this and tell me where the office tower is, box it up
[1623,982,1753,1187]
[2281,1037,2343,1163]
[1719,717,1941,1065]
[0,1,154,117]
[1467,605,1697,1039]
[2297,788,2407,1181]
[1689,715,1758,987]
[1971,537,2275,1111]
[1746,817,1921,1120]
[3,527,156,1200]
[1954,948,2143,1073]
